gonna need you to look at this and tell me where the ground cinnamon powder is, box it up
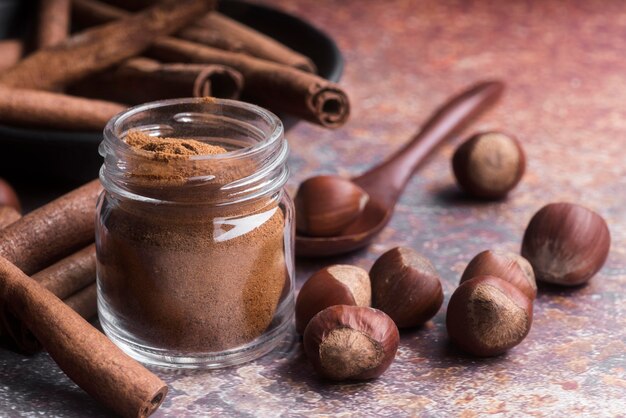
[125,130,227,158]
[98,131,287,353]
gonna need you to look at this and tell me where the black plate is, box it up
[0,0,344,187]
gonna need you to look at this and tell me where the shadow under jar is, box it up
[96,98,294,368]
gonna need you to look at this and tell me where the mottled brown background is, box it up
[1,0,625,416]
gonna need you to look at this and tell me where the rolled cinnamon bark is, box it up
[149,39,350,128]
[0,40,23,71]
[71,0,126,26]
[36,0,71,49]
[69,57,244,103]
[33,244,96,300]
[0,86,125,130]
[1,281,98,354]
[89,0,154,10]
[0,0,215,91]
[1,244,96,353]
[0,256,167,418]
[0,208,96,353]
[0,206,20,229]
[181,13,316,73]
[1,285,97,354]
[0,180,102,275]
[74,0,315,72]
[65,282,97,320]
[71,0,347,126]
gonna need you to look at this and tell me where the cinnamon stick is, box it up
[0,0,215,91]
[1,244,97,354]
[1,281,98,354]
[181,12,317,73]
[65,282,97,320]
[0,40,23,71]
[75,0,315,73]
[36,0,71,49]
[71,0,127,26]
[98,0,182,11]
[0,180,102,275]
[78,0,316,72]
[0,256,167,418]
[149,38,350,128]
[32,244,96,300]
[71,0,347,127]
[0,86,126,130]
[69,57,244,103]
[0,206,20,229]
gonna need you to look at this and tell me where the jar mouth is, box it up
[103,98,284,161]
[100,98,288,205]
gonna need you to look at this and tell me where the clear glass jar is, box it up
[96,98,294,369]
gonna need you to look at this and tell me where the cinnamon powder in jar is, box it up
[97,131,288,353]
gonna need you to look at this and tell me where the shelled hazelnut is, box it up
[294,175,369,237]
[0,178,21,212]
[446,275,533,357]
[452,132,525,199]
[521,202,610,286]
[303,305,399,381]
[295,265,371,334]
[460,250,536,300]
[370,247,443,328]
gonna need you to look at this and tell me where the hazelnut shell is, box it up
[295,265,371,334]
[452,132,525,199]
[370,247,443,328]
[0,206,20,228]
[460,250,537,300]
[0,178,20,212]
[521,202,610,286]
[295,175,368,237]
[446,275,533,357]
[303,305,399,381]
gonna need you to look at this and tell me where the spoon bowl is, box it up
[296,80,505,257]
[294,175,369,237]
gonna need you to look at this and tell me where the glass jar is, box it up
[96,98,294,369]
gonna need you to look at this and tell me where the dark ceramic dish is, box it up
[0,0,344,186]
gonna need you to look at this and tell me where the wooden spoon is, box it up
[296,80,505,257]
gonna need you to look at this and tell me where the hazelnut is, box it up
[521,202,610,286]
[452,132,525,199]
[295,175,369,237]
[446,275,533,356]
[460,250,537,300]
[295,265,371,334]
[303,305,399,381]
[370,247,443,328]
[0,206,21,228]
[0,178,20,212]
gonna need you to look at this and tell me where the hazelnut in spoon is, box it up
[295,176,369,237]
[295,80,505,257]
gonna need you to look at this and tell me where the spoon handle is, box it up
[352,81,505,206]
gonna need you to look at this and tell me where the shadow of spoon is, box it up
[295,80,505,257]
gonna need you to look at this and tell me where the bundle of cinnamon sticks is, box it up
[0,179,169,417]
[0,0,350,131]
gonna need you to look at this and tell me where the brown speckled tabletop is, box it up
[2,0,626,416]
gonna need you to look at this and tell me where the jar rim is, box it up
[100,98,289,206]
[103,97,284,161]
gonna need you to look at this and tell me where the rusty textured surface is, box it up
[1,0,626,416]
